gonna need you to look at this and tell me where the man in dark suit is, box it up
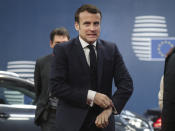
[162,47,175,131]
[34,27,70,131]
[50,4,133,131]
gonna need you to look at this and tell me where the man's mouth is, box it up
[87,34,97,37]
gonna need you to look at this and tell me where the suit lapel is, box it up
[97,40,104,90]
[74,37,90,74]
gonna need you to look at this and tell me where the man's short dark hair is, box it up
[50,27,70,42]
[75,4,102,23]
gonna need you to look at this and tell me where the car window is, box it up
[0,79,35,105]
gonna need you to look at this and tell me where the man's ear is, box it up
[74,22,79,31]
[50,40,54,48]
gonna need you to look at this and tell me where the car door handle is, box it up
[0,112,10,119]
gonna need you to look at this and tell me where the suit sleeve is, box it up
[34,59,41,103]
[112,45,133,114]
[50,45,88,107]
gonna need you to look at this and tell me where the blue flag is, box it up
[151,38,175,60]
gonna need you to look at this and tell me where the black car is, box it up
[0,71,153,131]
[0,71,39,131]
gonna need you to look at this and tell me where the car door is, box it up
[0,77,40,131]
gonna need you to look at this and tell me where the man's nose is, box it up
[89,24,96,31]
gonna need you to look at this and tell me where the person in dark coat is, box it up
[34,27,70,131]
[50,4,133,131]
[162,47,175,131]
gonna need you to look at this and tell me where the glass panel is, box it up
[0,79,34,105]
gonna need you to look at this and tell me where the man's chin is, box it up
[87,38,98,44]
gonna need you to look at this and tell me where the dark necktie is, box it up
[87,44,97,91]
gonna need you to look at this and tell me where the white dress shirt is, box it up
[79,36,97,107]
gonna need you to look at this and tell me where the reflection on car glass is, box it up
[0,80,34,105]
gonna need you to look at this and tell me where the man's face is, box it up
[75,11,101,44]
[50,35,69,48]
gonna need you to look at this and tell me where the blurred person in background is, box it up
[158,75,164,110]
[34,27,70,131]
[162,47,175,131]
[158,49,175,111]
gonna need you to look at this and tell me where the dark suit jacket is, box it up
[162,48,175,123]
[50,37,133,131]
[34,54,52,125]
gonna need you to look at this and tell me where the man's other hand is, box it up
[94,93,113,109]
[95,107,112,128]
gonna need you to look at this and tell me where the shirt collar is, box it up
[79,36,97,49]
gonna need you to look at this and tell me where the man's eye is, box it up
[83,22,90,25]
[94,22,99,26]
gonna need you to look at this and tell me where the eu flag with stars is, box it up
[151,38,175,60]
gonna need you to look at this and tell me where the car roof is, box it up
[0,70,34,85]
[0,71,19,77]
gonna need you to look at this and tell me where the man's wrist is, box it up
[103,107,113,116]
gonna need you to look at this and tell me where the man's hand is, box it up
[94,93,113,109]
[95,107,112,128]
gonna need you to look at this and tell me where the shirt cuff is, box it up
[87,90,96,107]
